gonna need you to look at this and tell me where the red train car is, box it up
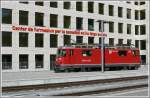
[54,44,141,72]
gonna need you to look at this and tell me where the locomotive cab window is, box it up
[132,50,138,56]
[118,50,127,56]
[57,49,66,57]
[70,49,74,56]
[82,50,92,56]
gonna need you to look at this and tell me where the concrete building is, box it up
[1,1,149,72]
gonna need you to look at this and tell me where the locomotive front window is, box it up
[132,50,139,56]
[57,49,66,57]
[82,50,92,56]
[118,50,127,56]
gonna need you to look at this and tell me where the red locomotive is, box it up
[54,44,141,72]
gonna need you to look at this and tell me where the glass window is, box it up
[58,49,66,57]
[118,39,123,45]
[2,31,12,47]
[99,38,101,44]
[88,37,94,44]
[35,2,43,6]
[19,54,28,69]
[35,33,43,47]
[118,7,123,17]
[140,55,146,64]
[127,24,131,34]
[109,5,114,16]
[135,10,139,20]
[70,49,74,56]
[118,23,123,33]
[19,10,28,25]
[50,2,57,8]
[135,25,139,35]
[82,50,92,57]
[135,40,139,48]
[76,17,83,30]
[50,14,58,27]
[50,55,56,70]
[64,35,71,46]
[76,36,83,44]
[109,22,114,33]
[140,2,145,5]
[109,38,114,46]
[19,32,28,47]
[76,2,82,11]
[88,2,94,13]
[88,19,94,31]
[127,39,132,45]
[64,16,71,28]
[140,10,145,20]
[35,12,44,26]
[50,34,58,48]
[140,40,146,50]
[2,8,12,24]
[99,3,104,14]
[35,54,44,68]
[127,8,131,19]
[2,54,12,70]
[140,25,146,35]
[118,50,127,56]
[64,2,70,9]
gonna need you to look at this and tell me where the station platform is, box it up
[2,65,149,87]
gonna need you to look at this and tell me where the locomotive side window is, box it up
[82,50,92,56]
[132,50,138,56]
[118,50,127,56]
[57,49,66,57]
[70,49,74,56]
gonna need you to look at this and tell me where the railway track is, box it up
[2,75,148,96]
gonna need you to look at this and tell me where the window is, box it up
[19,10,28,25]
[58,49,66,57]
[126,1,131,3]
[35,2,43,6]
[64,35,71,46]
[35,12,44,26]
[140,25,146,35]
[135,10,139,20]
[140,10,145,20]
[50,34,58,48]
[82,50,92,56]
[50,55,56,70]
[88,19,94,31]
[35,33,43,47]
[50,2,57,8]
[99,3,104,14]
[118,39,123,45]
[109,38,114,46]
[2,8,12,24]
[127,39,132,45]
[140,55,146,64]
[19,2,28,4]
[19,32,28,47]
[135,25,139,35]
[127,24,131,34]
[109,22,114,33]
[64,2,70,9]
[76,2,82,11]
[76,36,83,43]
[127,8,131,19]
[118,23,123,33]
[76,17,83,30]
[88,37,94,44]
[2,55,12,70]
[109,5,114,16]
[88,2,94,13]
[99,38,101,44]
[35,55,44,68]
[2,31,12,47]
[118,50,127,56]
[118,7,123,17]
[64,16,71,28]
[140,2,145,5]
[135,40,139,48]
[50,14,58,27]
[140,40,146,50]
[70,49,74,56]
[19,55,28,69]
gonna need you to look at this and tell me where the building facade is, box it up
[1,1,149,72]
